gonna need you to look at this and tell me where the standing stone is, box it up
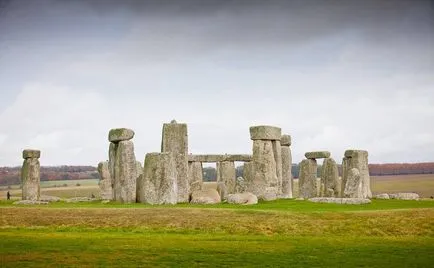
[21,150,40,201]
[216,161,236,199]
[235,177,247,193]
[188,161,203,193]
[341,157,349,197]
[344,168,362,198]
[108,142,117,190]
[281,135,292,198]
[292,179,299,198]
[98,161,113,200]
[243,162,253,183]
[161,121,189,203]
[247,140,278,200]
[135,161,143,202]
[272,140,283,195]
[138,152,178,205]
[298,159,318,199]
[113,140,137,203]
[343,150,371,198]
[321,158,340,197]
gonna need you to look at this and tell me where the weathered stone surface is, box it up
[321,158,340,197]
[280,135,291,146]
[135,161,143,202]
[216,161,236,199]
[138,152,178,205]
[262,187,278,201]
[292,179,299,198]
[305,151,331,159]
[246,140,278,200]
[161,121,188,155]
[395,192,420,200]
[308,197,371,204]
[21,158,40,201]
[188,161,203,193]
[175,154,189,203]
[316,178,322,197]
[374,193,390,199]
[216,182,227,201]
[190,189,221,204]
[298,159,318,199]
[342,150,371,198]
[243,162,253,184]
[341,157,349,197]
[22,149,40,159]
[226,192,258,205]
[272,140,283,195]
[113,140,137,203]
[65,197,98,203]
[108,142,117,187]
[249,125,281,141]
[344,168,362,198]
[235,177,247,193]
[14,200,48,205]
[98,161,113,200]
[39,195,62,202]
[188,154,252,163]
[108,128,135,142]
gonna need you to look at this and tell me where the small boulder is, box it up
[190,189,221,204]
[374,193,390,199]
[227,192,258,205]
[395,192,419,200]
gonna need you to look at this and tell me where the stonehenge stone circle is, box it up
[138,152,178,205]
[21,149,41,201]
[161,121,189,203]
[298,159,318,199]
[98,161,113,200]
[108,128,135,143]
[342,150,371,198]
[305,151,331,159]
[321,158,340,197]
[281,134,293,198]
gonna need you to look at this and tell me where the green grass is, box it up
[1,199,433,267]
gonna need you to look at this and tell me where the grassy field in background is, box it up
[1,199,433,267]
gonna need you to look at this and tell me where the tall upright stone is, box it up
[216,161,236,199]
[98,161,113,200]
[161,120,189,203]
[344,168,363,198]
[280,134,292,198]
[298,159,318,199]
[188,161,203,193]
[21,149,41,201]
[321,158,340,197]
[247,125,282,200]
[138,152,178,205]
[108,128,137,203]
[342,150,371,198]
[272,140,283,195]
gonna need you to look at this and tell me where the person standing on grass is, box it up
[7,191,10,200]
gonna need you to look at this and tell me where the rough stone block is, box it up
[98,161,113,200]
[249,125,281,141]
[395,192,419,200]
[216,161,236,198]
[374,193,390,199]
[299,159,318,199]
[190,189,221,204]
[344,149,369,158]
[138,152,178,205]
[305,151,331,159]
[188,161,203,193]
[161,122,188,155]
[22,149,41,159]
[227,192,258,205]
[21,158,40,201]
[280,134,291,146]
[344,168,362,198]
[321,158,340,197]
[108,128,135,143]
[113,140,137,203]
[281,144,292,198]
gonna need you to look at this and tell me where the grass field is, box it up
[1,199,433,267]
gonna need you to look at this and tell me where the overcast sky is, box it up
[0,0,433,166]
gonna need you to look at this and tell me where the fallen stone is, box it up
[138,152,178,205]
[13,200,48,205]
[249,125,282,141]
[395,192,420,200]
[280,134,291,146]
[39,195,62,202]
[374,193,390,199]
[22,149,41,159]
[226,192,258,205]
[190,189,221,204]
[66,197,98,203]
[305,151,331,159]
[108,128,135,142]
[308,197,371,204]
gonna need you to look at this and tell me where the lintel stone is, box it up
[22,149,41,159]
[249,126,281,141]
[280,135,291,146]
[188,154,252,163]
[108,128,135,143]
[344,149,368,158]
[305,151,331,159]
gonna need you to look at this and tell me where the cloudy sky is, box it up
[0,0,433,166]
